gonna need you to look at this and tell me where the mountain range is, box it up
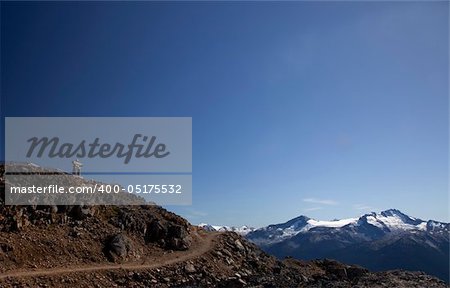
[244,209,449,282]
[2,163,449,287]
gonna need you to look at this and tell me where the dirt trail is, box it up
[0,230,218,280]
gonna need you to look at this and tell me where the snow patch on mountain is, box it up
[198,223,255,235]
[307,218,359,228]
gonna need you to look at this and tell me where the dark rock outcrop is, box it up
[105,233,132,262]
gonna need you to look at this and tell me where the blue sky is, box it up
[1,2,448,227]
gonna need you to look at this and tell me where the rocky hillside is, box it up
[0,163,448,287]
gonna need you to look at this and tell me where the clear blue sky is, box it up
[1,2,448,227]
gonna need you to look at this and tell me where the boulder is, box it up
[184,263,196,273]
[105,233,132,261]
[145,219,168,243]
[145,219,191,250]
[70,205,96,220]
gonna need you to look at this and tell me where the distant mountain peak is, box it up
[245,209,449,282]
[380,208,408,217]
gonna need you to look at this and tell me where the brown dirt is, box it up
[0,228,217,280]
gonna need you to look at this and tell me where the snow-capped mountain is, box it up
[198,223,255,235]
[245,209,449,282]
[247,209,448,246]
